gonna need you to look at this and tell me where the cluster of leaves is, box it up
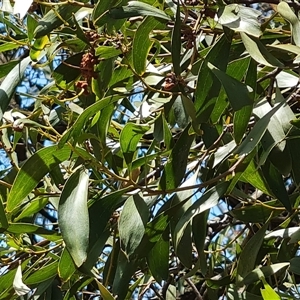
[2,0,300,299]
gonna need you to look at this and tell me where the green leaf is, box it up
[83,189,127,270]
[194,35,231,122]
[0,60,20,79]
[241,32,284,68]
[174,182,229,249]
[241,160,272,196]
[0,56,31,121]
[290,257,300,275]
[7,145,79,213]
[14,196,48,221]
[172,4,181,76]
[192,211,209,275]
[218,4,262,37]
[30,35,49,61]
[277,2,300,47]
[7,223,60,241]
[235,99,286,156]
[27,14,38,42]
[96,46,122,59]
[58,168,90,267]
[243,263,289,285]
[109,1,170,21]
[95,280,115,300]
[147,230,169,282]
[120,123,150,168]
[34,2,88,38]
[58,95,123,147]
[260,277,281,300]
[262,160,291,211]
[119,194,149,257]
[25,261,58,285]
[133,17,161,75]
[112,251,139,300]
[208,62,252,143]
[159,125,195,190]
[52,53,83,87]
[230,198,281,223]
[58,248,77,282]
[236,221,269,284]
[0,198,8,229]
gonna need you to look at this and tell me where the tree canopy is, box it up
[1,0,300,299]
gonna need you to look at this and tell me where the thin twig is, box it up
[185,278,203,300]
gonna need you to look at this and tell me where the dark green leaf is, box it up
[58,168,90,267]
[159,125,195,190]
[236,221,269,284]
[194,35,231,122]
[58,248,77,282]
[119,194,149,257]
[172,5,181,76]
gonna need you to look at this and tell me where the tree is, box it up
[0,0,300,299]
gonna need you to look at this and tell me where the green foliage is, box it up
[1,0,300,299]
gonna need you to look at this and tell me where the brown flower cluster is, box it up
[182,27,197,49]
[85,31,100,43]
[75,51,99,94]
[164,72,185,91]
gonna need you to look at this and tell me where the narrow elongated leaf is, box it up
[25,261,58,285]
[236,221,269,284]
[209,62,252,143]
[260,277,281,300]
[7,145,80,212]
[0,198,8,229]
[58,168,90,267]
[133,17,161,75]
[34,1,88,38]
[174,182,229,248]
[95,280,115,300]
[0,56,31,121]
[112,251,139,300]
[119,194,149,257]
[235,99,286,156]
[290,257,300,275]
[160,125,195,190]
[243,263,289,285]
[120,123,150,167]
[262,161,291,211]
[109,1,170,21]
[82,189,128,270]
[241,33,284,67]
[278,2,300,46]
[194,35,231,121]
[147,230,169,282]
[172,5,181,76]
[58,95,123,147]
[58,248,77,282]
[0,60,19,79]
